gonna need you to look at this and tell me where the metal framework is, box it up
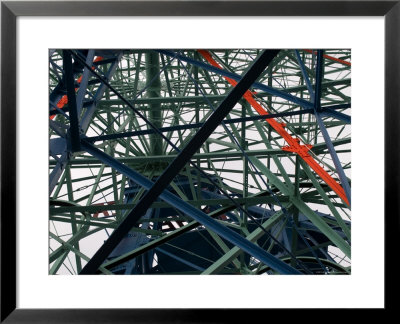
[49,49,351,275]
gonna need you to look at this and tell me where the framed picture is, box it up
[1,0,398,322]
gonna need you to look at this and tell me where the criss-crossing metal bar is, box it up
[49,49,351,275]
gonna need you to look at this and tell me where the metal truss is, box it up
[49,49,351,275]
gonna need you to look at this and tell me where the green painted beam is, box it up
[50,194,292,215]
[202,207,288,274]
[50,148,289,165]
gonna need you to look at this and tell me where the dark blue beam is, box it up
[314,112,352,206]
[85,108,314,143]
[79,53,123,133]
[63,50,81,152]
[294,49,315,103]
[314,50,324,112]
[76,50,95,118]
[49,50,88,111]
[323,103,351,110]
[321,107,351,124]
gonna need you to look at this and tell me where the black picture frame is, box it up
[1,0,398,322]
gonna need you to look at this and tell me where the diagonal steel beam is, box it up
[75,49,95,117]
[321,108,351,124]
[294,49,315,102]
[314,112,352,206]
[79,52,122,133]
[80,50,283,274]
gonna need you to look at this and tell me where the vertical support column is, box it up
[241,102,249,222]
[310,51,317,144]
[63,50,81,152]
[291,52,305,265]
[267,64,272,173]
[291,156,300,267]
[240,101,249,272]
[314,50,324,113]
[194,52,202,199]
[299,51,305,142]
[146,52,162,157]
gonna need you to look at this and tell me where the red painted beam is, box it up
[198,50,349,206]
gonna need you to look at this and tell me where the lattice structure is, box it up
[49,49,351,275]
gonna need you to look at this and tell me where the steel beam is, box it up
[145,52,163,156]
[79,52,123,133]
[314,50,324,112]
[314,112,352,206]
[63,50,81,152]
[294,49,315,102]
[321,108,351,124]
[76,49,95,117]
